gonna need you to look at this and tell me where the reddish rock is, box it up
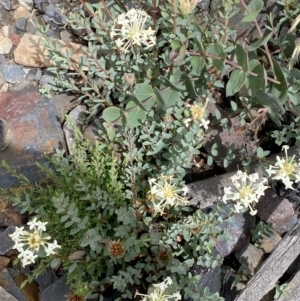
[0,89,64,187]
[0,256,11,272]
[256,189,298,235]
[0,197,22,226]
[259,230,282,253]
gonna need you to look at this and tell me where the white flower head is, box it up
[8,218,61,267]
[223,170,268,215]
[135,277,181,301]
[266,145,300,189]
[147,175,189,215]
[111,8,156,53]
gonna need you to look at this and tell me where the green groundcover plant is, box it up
[3,0,300,300]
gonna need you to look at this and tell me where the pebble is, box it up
[2,64,25,84]
[13,5,31,20]
[17,0,33,11]
[33,0,48,14]
[0,37,13,54]
[15,18,27,32]
[1,25,10,37]
[0,0,11,10]
[0,8,9,25]
[43,3,67,30]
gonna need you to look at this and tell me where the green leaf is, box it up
[248,59,266,93]
[240,0,263,23]
[180,73,197,99]
[102,107,124,124]
[207,43,226,70]
[226,69,247,96]
[253,91,285,126]
[171,40,182,50]
[190,56,205,75]
[135,83,154,102]
[153,87,165,110]
[125,101,146,128]
[51,258,61,269]
[160,87,181,108]
[174,44,186,66]
[102,122,116,141]
[256,147,270,158]
[248,32,273,51]
[271,61,288,103]
[236,43,248,71]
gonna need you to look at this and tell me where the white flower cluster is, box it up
[266,145,300,189]
[9,217,61,267]
[223,170,268,215]
[110,8,156,53]
[148,175,189,215]
[135,277,181,301]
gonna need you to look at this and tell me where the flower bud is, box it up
[179,0,198,16]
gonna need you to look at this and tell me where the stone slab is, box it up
[0,88,64,187]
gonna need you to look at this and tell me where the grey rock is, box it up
[0,118,12,150]
[0,71,6,86]
[63,105,86,152]
[15,18,27,32]
[235,243,264,275]
[26,68,42,81]
[0,227,15,255]
[39,71,55,87]
[18,0,33,11]
[0,268,39,301]
[43,3,67,30]
[33,0,48,14]
[0,286,18,301]
[0,0,11,10]
[0,8,9,25]
[35,268,58,291]
[2,64,25,84]
[59,29,78,43]
[197,0,210,10]
[215,204,255,257]
[40,275,71,301]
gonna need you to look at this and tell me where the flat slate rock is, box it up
[0,88,64,187]
[40,275,70,301]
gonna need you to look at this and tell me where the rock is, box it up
[0,118,12,150]
[2,64,25,84]
[0,256,11,271]
[40,275,71,301]
[14,33,84,69]
[0,197,22,226]
[215,204,255,257]
[63,105,86,152]
[33,0,48,14]
[0,71,6,86]
[50,94,79,123]
[13,5,31,19]
[235,243,264,275]
[0,89,65,188]
[0,0,11,10]
[59,29,78,43]
[197,0,210,10]
[1,25,10,37]
[39,72,55,87]
[17,0,33,11]
[0,268,39,301]
[0,227,16,256]
[43,3,67,30]
[0,286,18,301]
[35,268,58,291]
[0,8,9,25]
[15,18,27,32]
[259,230,282,253]
[0,37,13,54]
[26,68,42,81]
[9,33,21,46]
[256,188,298,235]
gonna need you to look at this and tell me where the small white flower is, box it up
[147,175,189,214]
[266,145,300,189]
[111,8,156,53]
[200,118,210,130]
[135,277,181,301]
[223,170,268,215]
[44,240,61,256]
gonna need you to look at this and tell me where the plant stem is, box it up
[171,0,177,34]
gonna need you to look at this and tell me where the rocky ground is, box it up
[0,0,300,301]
